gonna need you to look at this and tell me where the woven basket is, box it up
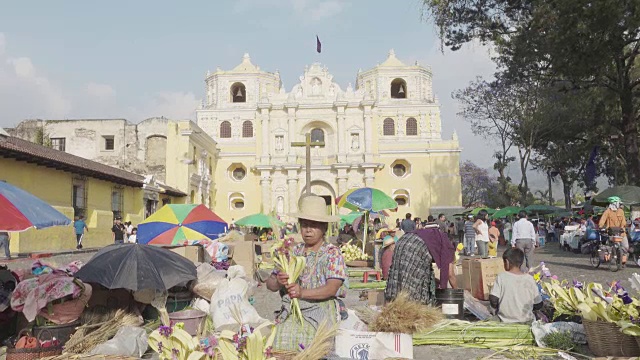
[6,329,63,360]
[583,319,640,357]
[272,350,298,360]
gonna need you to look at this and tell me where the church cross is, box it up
[291,132,325,195]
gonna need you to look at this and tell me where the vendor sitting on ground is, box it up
[490,248,542,323]
[266,195,348,351]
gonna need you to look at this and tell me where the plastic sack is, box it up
[90,326,149,357]
[210,277,266,332]
[192,263,227,300]
[193,297,210,313]
[531,320,586,348]
[226,265,258,298]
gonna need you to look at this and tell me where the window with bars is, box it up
[50,138,66,152]
[406,118,418,136]
[383,118,395,136]
[103,136,115,150]
[220,121,232,138]
[111,188,124,218]
[242,121,253,138]
[72,178,87,217]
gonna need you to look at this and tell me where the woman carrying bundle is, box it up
[266,195,349,351]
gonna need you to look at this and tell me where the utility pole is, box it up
[291,133,325,196]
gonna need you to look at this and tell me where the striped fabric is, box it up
[384,233,436,305]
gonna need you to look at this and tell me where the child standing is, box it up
[488,221,499,258]
[489,248,542,323]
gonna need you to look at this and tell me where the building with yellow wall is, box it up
[196,51,462,222]
[0,133,185,253]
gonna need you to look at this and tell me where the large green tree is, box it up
[424,0,640,184]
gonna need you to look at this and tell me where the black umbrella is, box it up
[75,243,197,291]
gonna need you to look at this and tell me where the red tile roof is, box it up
[0,135,186,197]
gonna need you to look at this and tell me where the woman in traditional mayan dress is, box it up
[266,195,348,351]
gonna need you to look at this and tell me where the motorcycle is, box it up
[589,228,626,272]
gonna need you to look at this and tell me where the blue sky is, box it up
[0,0,498,166]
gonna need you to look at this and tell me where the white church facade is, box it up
[196,50,462,221]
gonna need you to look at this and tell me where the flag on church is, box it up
[316,35,321,53]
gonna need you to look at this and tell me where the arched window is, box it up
[406,117,418,136]
[390,78,407,99]
[310,128,324,143]
[220,121,231,138]
[231,82,246,103]
[242,121,253,138]
[383,118,395,136]
[229,192,245,210]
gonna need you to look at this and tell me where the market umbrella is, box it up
[491,206,522,219]
[336,188,397,251]
[75,243,196,291]
[524,204,563,215]
[339,212,363,227]
[468,207,497,216]
[0,181,71,231]
[138,204,227,245]
[234,213,285,228]
[591,186,640,207]
[336,188,398,213]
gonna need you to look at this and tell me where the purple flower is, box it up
[299,343,306,350]
[158,326,173,338]
[573,280,584,289]
[171,348,179,360]
[157,341,163,352]
[265,346,273,357]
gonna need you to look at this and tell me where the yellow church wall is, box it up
[0,157,172,253]
[213,156,260,223]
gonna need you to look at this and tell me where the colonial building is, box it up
[7,118,218,211]
[196,50,462,221]
[0,133,186,253]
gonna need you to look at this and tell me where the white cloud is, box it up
[86,82,116,102]
[0,33,200,128]
[308,1,346,20]
[125,91,199,121]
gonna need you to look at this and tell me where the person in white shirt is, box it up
[511,211,537,271]
[127,227,138,244]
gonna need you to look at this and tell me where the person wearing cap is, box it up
[488,221,499,258]
[599,196,628,265]
[266,195,348,351]
[111,216,125,244]
[380,236,396,280]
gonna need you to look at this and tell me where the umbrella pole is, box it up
[363,211,368,253]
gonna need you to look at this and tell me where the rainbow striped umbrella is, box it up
[137,204,227,245]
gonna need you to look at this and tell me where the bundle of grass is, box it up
[293,320,338,360]
[64,309,143,354]
[217,230,244,243]
[368,292,443,334]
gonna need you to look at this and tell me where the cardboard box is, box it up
[335,330,413,360]
[461,259,473,292]
[469,258,504,300]
[169,245,204,264]
[228,240,255,278]
[368,289,385,306]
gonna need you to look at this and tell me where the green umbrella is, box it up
[339,212,364,227]
[469,207,496,216]
[491,206,522,219]
[591,185,640,207]
[235,213,285,228]
[524,204,563,215]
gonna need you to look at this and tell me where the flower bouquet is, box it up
[149,323,208,360]
[271,237,306,325]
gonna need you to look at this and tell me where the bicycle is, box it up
[590,229,625,272]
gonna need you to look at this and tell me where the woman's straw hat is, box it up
[289,195,340,223]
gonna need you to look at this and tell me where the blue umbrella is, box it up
[0,181,71,231]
